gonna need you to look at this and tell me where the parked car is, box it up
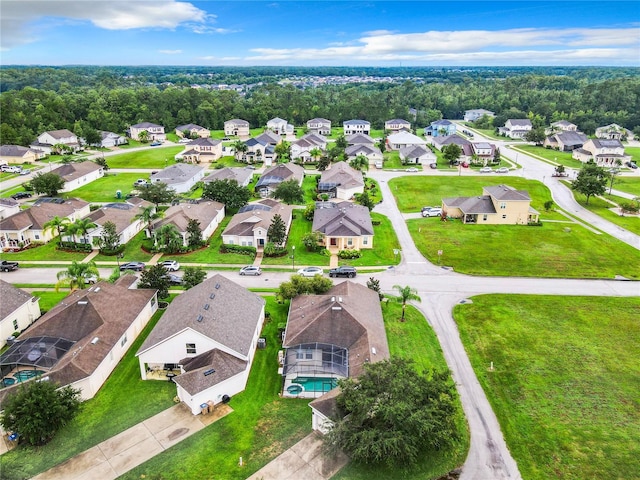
[11,192,32,200]
[406,167,419,172]
[178,138,192,144]
[163,273,183,285]
[429,163,438,169]
[480,167,493,173]
[297,266,324,277]
[119,261,146,271]
[133,179,149,187]
[626,161,638,169]
[1,165,22,173]
[375,161,383,169]
[422,207,442,217]
[150,141,162,146]
[239,265,262,276]
[1,260,19,272]
[421,206,437,213]
[496,167,509,173]
[329,266,357,278]
[161,260,180,271]
[19,169,31,175]
[461,162,469,168]
[85,274,98,285]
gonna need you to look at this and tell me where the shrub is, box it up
[371,220,381,226]
[58,241,92,252]
[99,245,125,256]
[220,244,256,257]
[263,242,288,257]
[338,249,361,259]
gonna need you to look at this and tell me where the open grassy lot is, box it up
[570,191,640,235]
[104,146,183,169]
[0,239,87,261]
[454,295,640,480]
[408,218,640,279]
[334,303,469,480]
[67,172,148,202]
[512,145,584,169]
[612,175,640,196]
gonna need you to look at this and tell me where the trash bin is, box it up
[207,400,215,413]
[116,190,122,199]
[200,403,209,415]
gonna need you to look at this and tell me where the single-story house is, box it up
[55,160,104,192]
[463,109,495,122]
[152,200,225,246]
[543,131,588,152]
[96,131,128,148]
[547,120,578,133]
[499,119,532,139]
[0,145,47,164]
[442,184,539,225]
[343,120,370,136]
[0,198,20,221]
[572,139,631,166]
[318,161,364,200]
[431,134,472,151]
[0,276,157,402]
[595,123,634,141]
[0,197,90,250]
[312,201,374,251]
[386,131,427,150]
[345,144,383,165]
[254,163,304,197]
[222,199,293,248]
[176,124,210,139]
[150,164,206,194]
[282,281,390,407]
[0,280,41,347]
[203,167,253,188]
[345,133,375,147]
[177,138,223,164]
[307,118,331,135]
[424,119,456,137]
[399,145,436,165]
[128,122,166,142]
[30,129,82,154]
[136,274,265,415]
[267,117,295,136]
[384,118,411,132]
[224,119,250,137]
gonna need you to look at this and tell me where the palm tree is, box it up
[233,140,247,161]
[64,222,79,243]
[43,216,70,244]
[138,130,150,143]
[134,205,163,238]
[56,261,99,291]
[71,218,97,245]
[309,147,322,163]
[350,154,369,172]
[154,224,182,253]
[392,284,421,322]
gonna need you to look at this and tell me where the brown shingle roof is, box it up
[0,280,35,320]
[0,198,89,231]
[55,161,102,182]
[222,201,292,237]
[320,162,364,190]
[174,349,247,396]
[87,200,153,235]
[483,184,531,201]
[153,201,224,233]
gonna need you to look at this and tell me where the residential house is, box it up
[307,118,331,135]
[318,161,364,200]
[128,122,166,142]
[266,117,295,136]
[463,109,495,122]
[152,201,225,246]
[343,120,370,136]
[0,276,157,402]
[290,133,328,163]
[177,138,223,164]
[0,280,41,347]
[239,137,277,166]
[203,167,253,188]
[176,124,210,139]
[595,123,634,141]
[442,184,539,225]
[346,133,375,147]
[432,134,472,151]
[572,139,631,167]
[96,131,128,148]
[150,164,206,193]
[386,131,427,150]
[0,145,46,164]
[384,118,411,132]
[543,131,588,152]
[345,144,383,166]
[463,142,497,165]
[424,119,456,137]
[80,198,155,248]
[222,199,293,248]
[0,197,90,250]
[547,120,578,133]
[499,119,532,139]
[254,163,304,197]
[136,274,265,415]
[255,130,282,146]
[312,201,374,251]
[224,119,250,137]
[30,129,81,154]
[282,281,389,405]
[0,198,20,220]
[55,160,104,192]
[399,145,436,165]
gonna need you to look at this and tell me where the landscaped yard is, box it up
[624,147,640,163]
[454,295,640,480]
[93,230,154,263]
[512,145,584,169]
[104,146,183,169]
[0,239,87,262]
[67,172,152,202]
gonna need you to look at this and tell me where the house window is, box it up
[12,319,18,330]
[363,237,369,245]
[347,238,353,246]
[35,234,40,240]
[483,215,488,221]
[500,202,507,209]
[228,240,234,245]
[186,343,196,354]
[120,334,127,347]
[306,351,313,359]
[151,296,156,306]
[502,215,507,219]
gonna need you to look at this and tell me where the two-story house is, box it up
[499,119,532,139]
[267,117,295,136]
[595,124,634,141]
[547,120,578,133]
[176,124,210,139]
[224,119,250,137]
[128,122,166,142]
[30,129,82,154]
[384,118,411,132]
[463,109,495,122]
[254,163,304,197]
[343,120,370,136]
[572,139,631,166]
[177,138,223,164]
[290,133,328,162]
[424,119,456,137]
[222,199,293,248]
[307,118,331,135]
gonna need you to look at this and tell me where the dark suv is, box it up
[329,266,357,278]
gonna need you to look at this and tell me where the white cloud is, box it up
[159,50,183,55]
[199,55,243,61]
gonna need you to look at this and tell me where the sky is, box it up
[1,1,639,66]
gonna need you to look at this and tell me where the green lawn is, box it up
[0,240,87,262]
[512,145,584,169]
[570,191,640,235]
[624,147,640,163]
[212,155,247,168]
[93,230,154,263]
[334,303,468,480]
[117,139,144,149]
[32,291,70,313]
[302,174,320,203]
[104,146,183,169]
[454,295,640,480]
[408,218,640,279]
[611,175,640,196]
[67,172,149,202]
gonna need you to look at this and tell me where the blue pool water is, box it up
[14,370,45,382]
[292,377,337,393]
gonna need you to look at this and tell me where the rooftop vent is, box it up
[204,304,210,310]
[209,293,215,299]
[331,296,335,302]
[338,296,343,302]
[215,283,220,289]
[196,314,203,322]
[203,368,216,376]
[331,306,342,311]
[78,301,88,305]
[371,347,377,355]
[91,337,99,345]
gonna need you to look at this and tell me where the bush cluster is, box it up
[220,244,256,257]
[338,249,361,259]
[58,241,92,252]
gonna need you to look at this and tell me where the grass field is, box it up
[512,145,584,169]
[611,175,640,196]
[0,239,87,261]
[93,230,154,263]
[454,295,640,480]
[624,147,640,163]
[67,172,151,202]
[32,291,70,313]
[570,190,640,235]
[105,146,183,169]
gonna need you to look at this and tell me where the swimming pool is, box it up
[14,370,45,382]
[292,377,337,393]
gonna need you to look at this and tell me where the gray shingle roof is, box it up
[223,200,293,237]
[150,164,204,185]
[131,122,163,129]
[55,161,102,182]
[173,348,247,396]
[312,201,373,237]
[203,167,253,185]
[442,195,497,214]
[343,119,370,126]
[176,124,206,132]
[87,200,152,235]
[320,161,364,189]
[0,145,33,157]
[44,129,76,139]
[346,133,375,145]
[484,184,531,201]
[187,138,221,147]
[153,201,224,233]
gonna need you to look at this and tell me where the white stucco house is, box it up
[318,161,365,200]
[384,118,411,132]
[224,119,250,137]
[150,164,206,194]
[55,160,104,192]
[30,129,82,154]
[222,199,293,248]
[136,274,266,415]
[0,198,20,221]
[386,131,427,150]
[97,131,128,148]
[0,280,41,347]
[266,117,295,136]
[307,118,331,135]
[399,145,436,165]
[343,120,370,136]
[499,119,532,139]
[128,122,166,141]
[463,109,495,122]
[203,167,254,188]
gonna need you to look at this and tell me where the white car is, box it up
[406,167,419,172]
[297,266,324,277]
[178,138,192,144]
[239,265,262,276]
[495,167,509,174]
[422,207,442,217]
[161,260,180,271]
[480,167,493,173]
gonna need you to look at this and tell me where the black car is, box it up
[329,266,357,278]
[626,161,638,169]
[11,192,32,200]
[119,262,146,271]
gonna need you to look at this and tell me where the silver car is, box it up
[239,265,262,276]
[297,266,324,277]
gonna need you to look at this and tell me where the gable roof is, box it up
[174,348,247,396]
[0,145,38,157]
[554,131,588,147]
[506,119,532,127]
[346,133,375,145]
[42,129,76,139]
[99,131,125,140]
[442,195,497,214]
[0,198,89,231]
[86,200,153,235]
[137,274,265,358]
[430,119,454,127]
[203,167,253,185]
[131,122,163,129]
[320,161,364,189]
[187,138,221,147]
[484,184,531,201]
[399,145,432,159]
[343,119,370,126]
[258,163,304,186]
[0,280,35,320]
[223,200,293,237]
[224,119,249,126]
[255,131,281,144]
[312,201,373,237]
[433,134,471,148]
[153,201,224,233]
[307,118,331,125]
[176,123,206,131]
[150,164,205,185]
[55,161,102,182]
[345,144,381,157]
[591,138,624,149]
[386,118,410,125]
[387,131,426,145]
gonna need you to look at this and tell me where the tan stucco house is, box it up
[0,145,47,164]
[307,118,331,135]
[128,122,166,141]
[222,199,293,248]
[572,139,631,167]
[224,119,250,137]
[176,124,210,139]
[312,201,374,251]
[177,138,223,164]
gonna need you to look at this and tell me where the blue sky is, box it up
[1,1,639,66]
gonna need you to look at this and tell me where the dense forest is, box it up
[1,66,639,146]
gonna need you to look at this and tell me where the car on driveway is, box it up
[495,167,509,173]
[479,167,493,173]
[150,141,162,146]
[329,266,357,278]
[626,161,638,169]
[11,192,32,200]
[133,179,149,187]
[297,266,324,277]
[163,273,183,285]
[422,207,442,217]
[239,265,262,276]
[119,261,146,271]
[20,169,31,175]
[406,167,419,172]
[429,163,437,169]
[161,260,180,271]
